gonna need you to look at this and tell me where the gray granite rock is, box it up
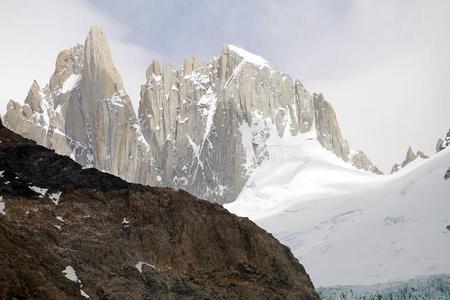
[391,146,428,174]
[3,27,381,204]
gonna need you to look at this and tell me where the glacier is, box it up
[225,141,450,287]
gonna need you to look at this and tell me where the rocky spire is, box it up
[24,80,44,113]
[313,93,350,161]
[391,146,428,173]
[82,25,125,103]
[79,25,149,178]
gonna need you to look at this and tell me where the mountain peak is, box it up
[87,24,106,39]
[391,146,428,173]
[223,44,270,68]
[82,24,124,99]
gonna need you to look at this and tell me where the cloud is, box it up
[0,0,157,113]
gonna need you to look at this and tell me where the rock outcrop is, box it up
[3,26,381,204]
[391,146,428,173]
[0,119,320,299]
[436,129,450,153]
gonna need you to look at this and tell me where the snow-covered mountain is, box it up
[2,26,380,204]
[225,141,450,287]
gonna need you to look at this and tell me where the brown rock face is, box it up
[0,120,319,300]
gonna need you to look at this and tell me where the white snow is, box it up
[62,266,80,283]
[226,145,450,287]
[0,170,4,177]
[0,196,5,215]
[135,261,156,273]
[184,71,210,88]
[61,74,81,94]
[56,216,64,222]
[226,44,270,69]
[28,186,48,198]
[80,289,90,298]
[197,87,218,146]
[48,192,62,205]
[62,266,89,297]
[110,90,127,107]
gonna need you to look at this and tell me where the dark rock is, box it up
[445,167,450,180]
[0,119,319,299]
[436,129,450,153]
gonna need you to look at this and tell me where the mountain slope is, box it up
[0,119,319,299]
[225,139,450,287]
[3,26,380,204]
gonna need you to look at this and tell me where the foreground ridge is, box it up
[0,119,319,299]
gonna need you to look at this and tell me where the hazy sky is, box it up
[1,0,449,171]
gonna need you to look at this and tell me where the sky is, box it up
[1,0,449,171]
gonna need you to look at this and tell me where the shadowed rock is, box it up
[0,119,319,299]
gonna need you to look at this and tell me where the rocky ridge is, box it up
[390,146,428,174]
[436,129,450,153]
[0,118,320,299]
[3,26,381,203]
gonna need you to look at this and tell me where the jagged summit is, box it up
[3,26,381,204]
[391,146,428,173]
[223,44,271,68]
[83,24,125,98]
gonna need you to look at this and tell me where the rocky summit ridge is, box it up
[3,26,381,204]
[0,118,320,299]
[390,146,429,174]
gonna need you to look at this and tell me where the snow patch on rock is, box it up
[29,186,48,198]
[61,74,81,94]
[135,261,157,273]
[62,265,80,283]
[226,44,270,69]
[0,196,5,215]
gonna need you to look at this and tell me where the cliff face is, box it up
[3,26,381,204]
[0,119,319,300]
